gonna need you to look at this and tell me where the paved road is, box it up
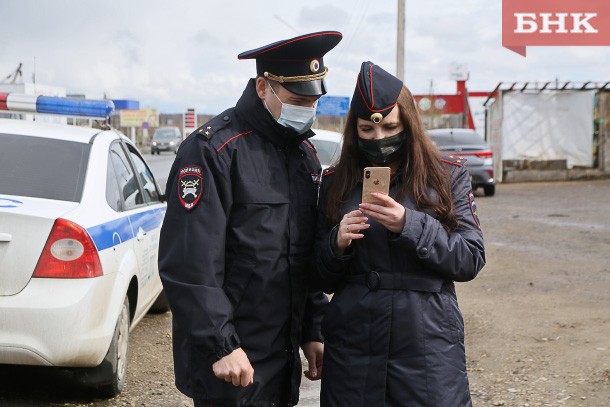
[144,152,176,194]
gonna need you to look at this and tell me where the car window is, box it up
[126,145,160,203]
[310,139,341,167]
[429,131,485,147]
[106,158,122,211]
[109,142,143,210]
[0,133,89,202]
[451,132,485,146]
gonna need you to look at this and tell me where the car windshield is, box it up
[310,139,341,167]
[0,133,90,202]
[153,129,178,140]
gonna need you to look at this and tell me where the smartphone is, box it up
[362,167,390,204]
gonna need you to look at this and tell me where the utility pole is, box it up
[396,0,405,81]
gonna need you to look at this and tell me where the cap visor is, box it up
[282,79,326,97]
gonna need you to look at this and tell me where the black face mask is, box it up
[357,131,408,165]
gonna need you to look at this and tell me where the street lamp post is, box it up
[397,0,405,81]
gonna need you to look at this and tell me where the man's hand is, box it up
[212,348,254,387]
[302,341,324,381]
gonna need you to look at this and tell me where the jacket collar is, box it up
[235,79,314,148]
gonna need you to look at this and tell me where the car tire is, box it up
[75,297,131,398]
[149,289,171,314]
[484,185,496,197]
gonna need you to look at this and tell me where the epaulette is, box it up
[322,166,336,177]
[441,155,464,167]
[195,111,233,140]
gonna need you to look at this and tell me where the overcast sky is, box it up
[2,0,609,114]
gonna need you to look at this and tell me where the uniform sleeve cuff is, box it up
[324,225,354,267]
[214,332,241,361]
[389,208,425,249]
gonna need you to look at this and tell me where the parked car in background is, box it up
[427,128,496,196]
[151,126,182,155]
[0,94,169,398]
[309,129,343,170]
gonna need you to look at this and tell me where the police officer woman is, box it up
[312,61,486,406]
[159,32,342,406]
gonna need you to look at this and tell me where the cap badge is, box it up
[310,59,320,73]
[370,112,383,123]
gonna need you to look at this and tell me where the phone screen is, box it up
[362,167,390,204]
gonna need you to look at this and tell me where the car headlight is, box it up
[169,141,175,145]
[152,141,157,146]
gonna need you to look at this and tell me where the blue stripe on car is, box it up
[88,206,166,251]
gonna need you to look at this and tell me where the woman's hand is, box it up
[358,193,406,234]
[335,209,369,254]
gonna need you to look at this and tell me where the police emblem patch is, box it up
[469,191,480,228]
[178,166,203,211]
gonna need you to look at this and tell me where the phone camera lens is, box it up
[365,171,370,179]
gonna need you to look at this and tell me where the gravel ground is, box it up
[1,179,609,406]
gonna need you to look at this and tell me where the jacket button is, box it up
[223,115,230,121]
[419,247,428,256]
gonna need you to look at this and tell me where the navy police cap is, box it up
[238,31,342,97]
[351,61,403,123]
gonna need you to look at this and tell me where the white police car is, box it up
[309,128,343,170]
[0,93,168,397]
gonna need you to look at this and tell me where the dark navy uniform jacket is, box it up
[313,160,485,407]
[159,79,326,406]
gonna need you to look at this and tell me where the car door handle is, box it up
[136,228,147,241]
[0,233,12,242]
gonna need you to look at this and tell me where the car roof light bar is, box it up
[0,92,114,120]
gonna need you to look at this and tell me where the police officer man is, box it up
[158,31,343,406]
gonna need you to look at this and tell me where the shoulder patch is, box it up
[178,166,203,211]
[469,191,481,228]
[441,155,464,167]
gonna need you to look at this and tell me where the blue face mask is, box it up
[266,82,317,134]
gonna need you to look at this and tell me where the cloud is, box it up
[1,0,608,115]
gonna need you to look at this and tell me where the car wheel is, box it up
[149,289,171,314]
[75,297,131,398]
[484,185,496,197]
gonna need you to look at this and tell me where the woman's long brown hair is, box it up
[324,86,458,231]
